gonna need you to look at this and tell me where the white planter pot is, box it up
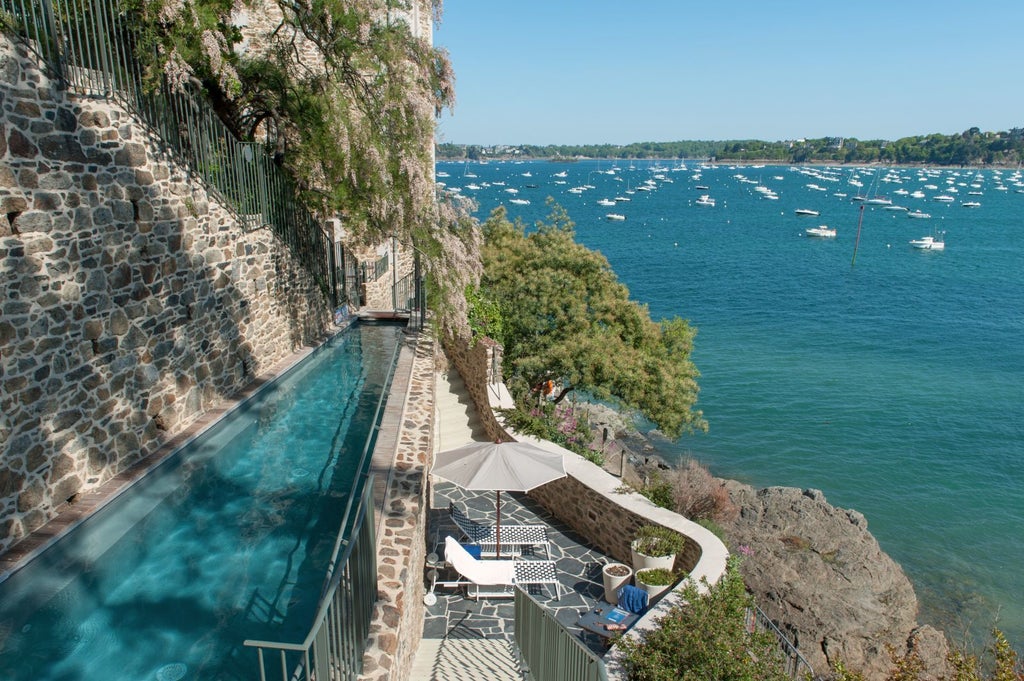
[630,540,676,572]
[601,563,633,604]
[635,568,673,603]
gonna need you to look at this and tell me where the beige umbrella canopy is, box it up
[431,441,566,555]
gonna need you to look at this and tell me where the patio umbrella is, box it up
[432,440,566,556]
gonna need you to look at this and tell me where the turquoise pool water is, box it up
[0,322,403,681]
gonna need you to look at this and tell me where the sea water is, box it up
[440,159,1024,651]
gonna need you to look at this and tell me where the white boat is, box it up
[614,196,631,202]
[865,197,893,205]
[909,234,945,250]
[596,199,617,207]
[508,198,530,205]
[934,195,955,202]
[794,208,819,216]
[695,195,716,207]
[805,225,837,238]
[961,201,981,208]
[884,205,908,212]
[907,210,931,219]
[605,213,626,221]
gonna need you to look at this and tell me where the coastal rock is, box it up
[720,481,950,680]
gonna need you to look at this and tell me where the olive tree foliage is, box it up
[128,0,481,337]
[478,202,706,440]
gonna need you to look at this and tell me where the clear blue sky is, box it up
[435,1,1024,146]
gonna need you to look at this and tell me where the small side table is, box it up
[577,602,640,643]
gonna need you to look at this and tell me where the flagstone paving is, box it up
[420,483,618,658]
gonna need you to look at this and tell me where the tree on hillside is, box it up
[478,203,707,440]
[128,0,481,338]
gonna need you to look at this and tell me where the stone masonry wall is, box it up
[441,335,509,443]
[0,35,333,556]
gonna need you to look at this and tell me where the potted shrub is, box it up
[601,562,633,604]
[634,567,676,602]
[630,524,685,572]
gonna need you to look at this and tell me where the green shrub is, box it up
[619,557,790,681]
[632,525,685,557]
[635,567,676,587]
[640,472,675,509]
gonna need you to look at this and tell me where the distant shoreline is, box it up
[437,156,1024,170]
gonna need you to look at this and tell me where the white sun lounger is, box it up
[426,536,560,603]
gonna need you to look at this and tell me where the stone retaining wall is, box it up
[0,35,332,556]
[440,334,509,443]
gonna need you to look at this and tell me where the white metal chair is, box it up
[448,501,550,558]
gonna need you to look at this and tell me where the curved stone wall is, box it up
[0,36,332,556]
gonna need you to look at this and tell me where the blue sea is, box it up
[438,159,1024,652]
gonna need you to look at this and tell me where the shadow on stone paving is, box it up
[423,481,619,656]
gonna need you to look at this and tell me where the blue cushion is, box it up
[617,585,648,614]
[461,544,482,559]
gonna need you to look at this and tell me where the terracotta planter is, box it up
[601,562,633,604]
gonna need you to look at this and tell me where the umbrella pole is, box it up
[495,490,501,558]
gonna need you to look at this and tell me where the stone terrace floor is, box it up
[415,480,620,678]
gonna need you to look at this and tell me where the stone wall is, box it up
[440,335,509,443]
[362,330,434,681]
[0,35,333,556]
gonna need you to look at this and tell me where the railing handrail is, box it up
[748,604,816,679]
[325,336,402,592]
[0,0,336,306]
[243,331,401,653]
[514,588,608,681]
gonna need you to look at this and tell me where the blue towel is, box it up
[617,585,648,615]
[460,544,482,559]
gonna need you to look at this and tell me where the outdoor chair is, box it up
[448,501,551,558]
[425,536,560,603]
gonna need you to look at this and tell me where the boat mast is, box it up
[851,204,866,267]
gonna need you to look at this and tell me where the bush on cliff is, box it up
[618,556,790,681]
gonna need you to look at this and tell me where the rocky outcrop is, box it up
[721,482,950,680]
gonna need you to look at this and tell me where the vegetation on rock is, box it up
[619,556,790,681]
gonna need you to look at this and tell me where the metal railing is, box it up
[393,271,417,311]
[0,0,336,306]
[747,605,816,679]
[243,335,402,680]
[244,478,378,681]
[515,589,608,681]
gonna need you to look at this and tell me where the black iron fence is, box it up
[0,0,337,306]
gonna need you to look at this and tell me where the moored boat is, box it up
[805,225,837,238]
[909,233,945,250]
[795,208,820,216]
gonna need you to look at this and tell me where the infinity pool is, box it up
[0,322,403,681]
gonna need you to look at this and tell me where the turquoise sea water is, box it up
[439,159,1024,651]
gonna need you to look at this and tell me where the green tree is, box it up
[480,202,706,440]
[618,557,789,681]
[128,0,482,338]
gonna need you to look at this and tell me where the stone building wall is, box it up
[0,35,333,556]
